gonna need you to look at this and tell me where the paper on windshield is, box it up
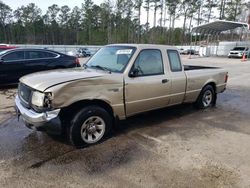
[116,49,133,55]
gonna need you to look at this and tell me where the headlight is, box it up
[31,91,53,111]
[31,91,45,107]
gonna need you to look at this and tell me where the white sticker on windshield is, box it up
[116,49,133,55]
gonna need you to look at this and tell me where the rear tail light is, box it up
[225,72,228,83]
[75,58,80,66]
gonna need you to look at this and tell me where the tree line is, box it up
[0,0,248,45]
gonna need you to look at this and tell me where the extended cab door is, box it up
[124,49,172,116]
[166,49,186,105]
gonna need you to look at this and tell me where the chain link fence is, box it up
[13,42,250,57]
[13,44,102,55]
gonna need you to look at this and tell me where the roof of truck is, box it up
[106,43,178,50]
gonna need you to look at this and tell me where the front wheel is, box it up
[69,105,112,147]
[195,85,216,109]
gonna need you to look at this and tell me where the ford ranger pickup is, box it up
[15,44,228,147]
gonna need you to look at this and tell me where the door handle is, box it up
[162,79,169,84]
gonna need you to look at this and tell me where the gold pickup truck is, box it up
[15,44,228,147]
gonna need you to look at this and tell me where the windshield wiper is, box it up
[83,64,88,69]
[89,65,112,73]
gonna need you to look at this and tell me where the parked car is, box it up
[77,48,91,57]
[180,49,198,55]
[0,44,16,52]
[0,48,80,85]
[178,48,185,54]
[15,44,228,147]
[68,48,91,57]
[228,47,250,58]
[67,50,78,57]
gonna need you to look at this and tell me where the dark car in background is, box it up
[0,48,80,85]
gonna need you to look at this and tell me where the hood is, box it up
[20,68,106,92]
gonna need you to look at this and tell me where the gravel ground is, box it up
[0,56,250,188]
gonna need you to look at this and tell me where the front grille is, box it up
[18,83,32,108]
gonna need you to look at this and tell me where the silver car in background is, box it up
[228,47,250,58]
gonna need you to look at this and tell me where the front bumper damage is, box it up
[15,96,62,135]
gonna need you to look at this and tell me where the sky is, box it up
[3,0,103,11]
[1,0,167,27]
[2,0,250,29]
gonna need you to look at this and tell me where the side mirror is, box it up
[129,68,139,78]
[0,58,4,63]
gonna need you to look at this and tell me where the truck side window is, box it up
[167,50,182,72]
[133,49,164,76]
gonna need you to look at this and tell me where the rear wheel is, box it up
[69,105,112,147]
[195,85,216,109]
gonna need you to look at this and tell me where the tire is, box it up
[69,105,112,147]
[195,85,216,109]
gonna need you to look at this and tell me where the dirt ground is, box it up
[1,56,250,188]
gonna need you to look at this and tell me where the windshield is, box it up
[86,46,136,73]
[232,47,246,51]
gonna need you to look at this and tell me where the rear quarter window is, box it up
[167,50,182,72]
[42,51,58,58]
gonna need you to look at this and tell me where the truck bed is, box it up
[184,65,219,71]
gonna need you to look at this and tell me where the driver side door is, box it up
[124,49,172,116]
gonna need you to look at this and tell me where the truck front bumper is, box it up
[228,54,242,58]
[15,96,62,135]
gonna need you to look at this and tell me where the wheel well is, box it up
[196,82,216,101]
[204,82,216,93]
[203,82,217,105]
[59,100,114,125]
